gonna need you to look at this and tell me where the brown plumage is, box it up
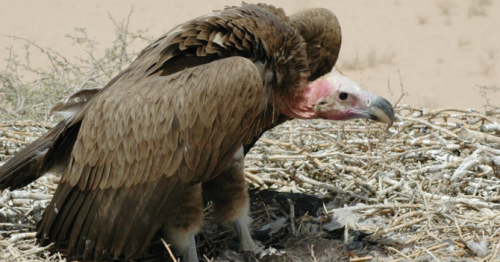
[0,3,395,261]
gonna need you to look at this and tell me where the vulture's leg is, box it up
[183,233,198,262]
[232,212,258,252]
[162,184,203,262]
[203,147,259,252]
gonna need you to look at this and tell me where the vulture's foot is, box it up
[202,147,262,252]
[233,216,261,252]
[182,233,199,262]
[162,229,200,262]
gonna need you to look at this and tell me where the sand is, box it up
[0,0,499,110]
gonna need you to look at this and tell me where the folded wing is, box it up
[37,57,266,260]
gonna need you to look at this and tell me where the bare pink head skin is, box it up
[280,71,395,126]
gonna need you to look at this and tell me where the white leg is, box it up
[164,229,199,262]
[203,147,261,252]
[233,215,259,252]
[162,184,203,262]
[182,233,198,262]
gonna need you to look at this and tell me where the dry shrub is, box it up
[2,7,500,262]
[0,9,153,122]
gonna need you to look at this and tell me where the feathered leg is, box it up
[203,147,259,251]
[162,184,203,262]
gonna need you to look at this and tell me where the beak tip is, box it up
[371,96,396,127]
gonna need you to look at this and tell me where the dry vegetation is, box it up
[1,12,500,262]
[0,10,152,122]
[338,49,396,72]
[468,0,492,18]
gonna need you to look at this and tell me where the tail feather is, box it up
[0,88,99,191]
[0,120,79,190]
[50,88,101,118]
[0,137,52,190]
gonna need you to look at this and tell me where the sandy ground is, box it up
[0,0,499,110]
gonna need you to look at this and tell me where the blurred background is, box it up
[0,0,499,110]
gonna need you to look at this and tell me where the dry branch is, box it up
[2,104,500,261]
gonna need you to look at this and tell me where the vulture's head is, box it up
[283,71,395,127]
[312,72,395,126]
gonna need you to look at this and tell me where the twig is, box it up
[161,238,178,262]
[9,232,36,243]
[295,173,372,202]
[399,116,459,139]
[287,199,296,235]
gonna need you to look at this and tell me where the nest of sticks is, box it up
[1,105,500,261]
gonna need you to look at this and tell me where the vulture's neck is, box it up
[280,79,332,119]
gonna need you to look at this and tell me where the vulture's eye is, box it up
[339,93,348,101]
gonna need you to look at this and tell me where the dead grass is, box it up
[436,1,456,17]
[0,9,153,122]
[479,85,500,110]
[468,0,492,18]
[2,106,500,261]
[478,48,497,76]
[339,49,396,71]
[458,38,471,48]
[417,14,429,25]
[436,1,455,25]
[2,8,500,262]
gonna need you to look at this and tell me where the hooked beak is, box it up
[365,95,395,126]
[348,89,395,127]
[311,72,396,127]
[314,89,396,127]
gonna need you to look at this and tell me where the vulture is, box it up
[0,3,395,261]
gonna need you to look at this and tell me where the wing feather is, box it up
[0,3,347,260]
[37,57,265,259]
[289,8,342,81]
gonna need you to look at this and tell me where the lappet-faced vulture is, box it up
[0,3,395,261]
